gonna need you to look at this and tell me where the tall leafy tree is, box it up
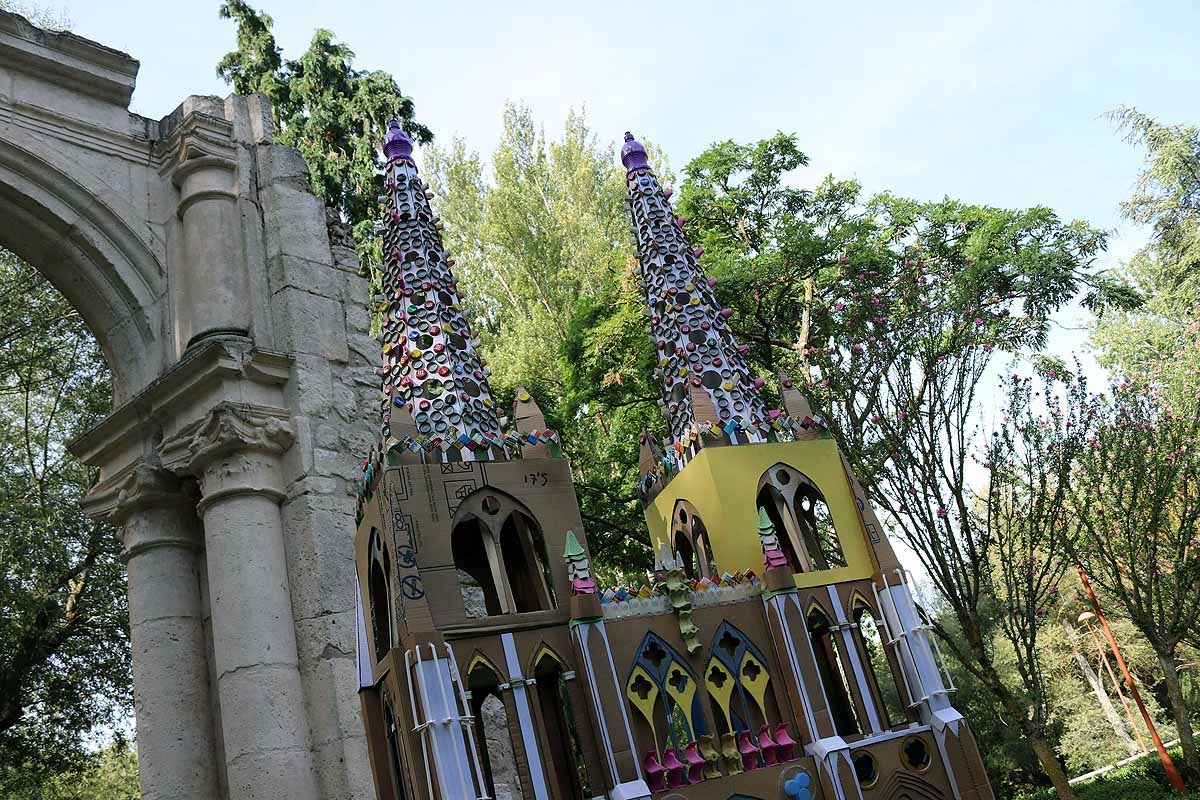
[0,252,127,794]
[1093,109,1200,402]
[678,132,1136,797]
[1070,362,1200,782]
[217,0,432,264]
[424,105,667,571]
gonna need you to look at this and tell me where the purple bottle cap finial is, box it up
[621,131,650,172]
[383,119,413,162]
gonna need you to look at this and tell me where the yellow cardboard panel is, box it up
[644,441,873,588]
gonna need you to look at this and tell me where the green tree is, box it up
[9,739,140,800]
[678,132,1136,797]
[1092,108,1200,406]
[0,252,127,795]
[1070,365,1200,782]
[217,0,432,265]
[423,105,668,569]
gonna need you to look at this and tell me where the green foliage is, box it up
[0,251,127,794]
[1093,109,1200,396]
[217,0,431,265]
[8,739,140,800]
[1015,747,1199,800]
[423,105,667,569]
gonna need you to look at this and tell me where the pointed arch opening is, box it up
[452,517,504,617]
[451,490,559,618]
[500,511,557,613]
[757,465,847,573]
[368,529,393,661]
[382,695,410,800]
[807,607,861,737]
[626,633,709,764]
[467,661,524,800]
[851,599,910,728]
[704,620,780,768]
[672,500,716,580]
[534,652,588,800]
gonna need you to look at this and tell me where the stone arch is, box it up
[0,136,165,402]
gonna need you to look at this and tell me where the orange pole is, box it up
[1086,619,1149,753]
[1077,565,1187,794]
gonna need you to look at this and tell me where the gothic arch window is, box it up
[625,633,709,760]
[452,518,504,617]
[704,621,778,741]
[851,598,909,728]
[757,464,847,572]
[807,607,861,737]
[451,490,558,618]
[368,529,393,661]
[534,652,589,800]
[382,694,410,800]
[500,511,557,612]
[672,500,716,580]
[467,661,524,800]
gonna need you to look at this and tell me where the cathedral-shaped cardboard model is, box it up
[353,123,995,800]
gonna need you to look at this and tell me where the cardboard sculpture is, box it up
[353,124,995,800]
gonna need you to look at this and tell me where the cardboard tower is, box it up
[352,123,995,800]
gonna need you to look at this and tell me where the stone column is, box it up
[170,113,252,349]
[163,403,321,800]
[113,464,220,800]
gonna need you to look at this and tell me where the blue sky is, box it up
[36,0,1200,605]
[55,0,1200,366]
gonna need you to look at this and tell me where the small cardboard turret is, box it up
[778,370,822,441]
[513,386,553,458]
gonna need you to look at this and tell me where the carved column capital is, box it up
[162,402,294,473]
[107,463,204,561]
[160,402,295,513]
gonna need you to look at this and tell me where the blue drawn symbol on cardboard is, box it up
[784,771,812,800]
[400,575,425,600]
[396,545,416,569]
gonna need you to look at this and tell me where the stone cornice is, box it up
[0,10,138,106]
[69,343,292,468]
[160,401,295,477]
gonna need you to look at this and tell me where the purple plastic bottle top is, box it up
[382,119,413,161]
[621,131,650,172]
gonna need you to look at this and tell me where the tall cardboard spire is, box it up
[376,120,504,460]
[621,132,770,461]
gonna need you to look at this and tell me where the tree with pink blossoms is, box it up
[1069,360,1200,783]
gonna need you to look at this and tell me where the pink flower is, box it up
[820,379,830,389]
[974,317,985,326]
[897,411,909,420]
[936,506,947,518]
[870,413,881,423]
[835,302,846,311]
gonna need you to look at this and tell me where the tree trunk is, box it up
[1157,649,1200,784]
[1062,620,1140,756]
[1029,734,1077,800]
